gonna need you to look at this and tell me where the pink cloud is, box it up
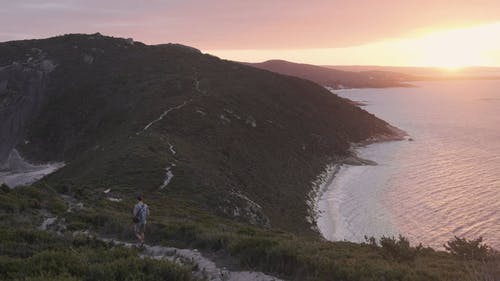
[1,0,500,50]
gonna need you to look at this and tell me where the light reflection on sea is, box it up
[324,80,500,249]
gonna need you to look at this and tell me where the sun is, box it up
[411,22,500,68]
[439,65,464,72]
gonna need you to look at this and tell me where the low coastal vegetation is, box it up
[0,229,192,281]
[2,184,498,281]
[444,236,494,261]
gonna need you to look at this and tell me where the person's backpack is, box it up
[133,204,146,223]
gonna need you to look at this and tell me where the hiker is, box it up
[132,194,149,246]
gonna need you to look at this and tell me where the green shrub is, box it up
[64,208,124,234]
[0,184,10,193]
[465,257,500,281]
[364,235,422,262]
[46,198,68,214]
[444,236,491,261]
[380,235,420,262]
[27,250,85,277]
[0,228,192,281]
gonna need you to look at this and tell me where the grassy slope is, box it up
[0,185,488,281]
[0,185,193,281]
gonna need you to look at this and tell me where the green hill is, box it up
[1,33,395,234]
[246,60,414,89]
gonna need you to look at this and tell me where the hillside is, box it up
[246,60,414,89]
[0,33,398,234]
[0,34,493,281]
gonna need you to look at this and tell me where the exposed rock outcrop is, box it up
[0,51,55,164]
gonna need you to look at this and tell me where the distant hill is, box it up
[325,65,500,81]
[246,60,414,89]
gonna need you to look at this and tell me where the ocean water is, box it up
[319,80,500,249]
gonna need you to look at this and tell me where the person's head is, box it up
[137,194,143,202]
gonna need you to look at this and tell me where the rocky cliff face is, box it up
[0,49,55,164]
[0,34,396,233]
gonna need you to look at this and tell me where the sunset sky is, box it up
[2,0,500,67]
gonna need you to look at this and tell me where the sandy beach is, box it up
[312,122,407,241]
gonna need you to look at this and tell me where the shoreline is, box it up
[310,125,407,240]
[307,163,341,234]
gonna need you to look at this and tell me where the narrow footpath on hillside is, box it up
[38,194,284,281]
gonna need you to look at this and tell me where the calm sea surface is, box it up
[320,80,500,249]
